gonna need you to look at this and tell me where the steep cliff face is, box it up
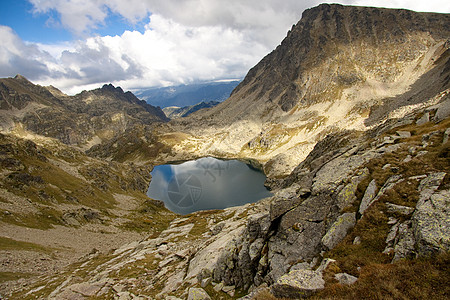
[166,4,450,176]
[0,77,168,146]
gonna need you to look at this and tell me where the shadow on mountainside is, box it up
[364,48,450,127]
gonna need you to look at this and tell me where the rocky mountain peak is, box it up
[231,4,449,113]
[13,74,31,83]
[101,83,124,94]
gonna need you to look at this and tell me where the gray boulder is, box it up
[271,269,325,298]
[268,194,331,281]
[416,112,430,125]
[335,273,358,285]
[336,169,369,211]
[321,213,356,250]
[443,128,450,144]
[396,131,411,139]
[187,287,211,300]
[413,189,450,255]
[358,179,377,214]
[360,175,403,215]
[417,172,446,203]
[392,221,416,262]
[434,99,450,122]
[270,196,304,221]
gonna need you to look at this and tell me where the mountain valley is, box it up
[0,4,449,300]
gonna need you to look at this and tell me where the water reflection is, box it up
[147,157,272,215]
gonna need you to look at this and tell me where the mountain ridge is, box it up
[0,76,168,146]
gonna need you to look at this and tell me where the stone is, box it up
[112,284,125,293]
[416,112,429,125]
[290,262,311,271]
[268,194,330,277]
[270,196,304,221]
[335,273,358,285]
[267,253,291,283]
[211,223,225,235]
[417,172,446,202]
[187,287,211,300]
[416,151,428,157]
[359,175,403,215]
[201,277,212,288]
[68,282,103,297]
[213,282,224,292]
[322,213,356,250]
[385,223,400,247]
[392,221,416,262]
[359,179,377,214]
[249,238,265,261]
[222,285,235,293]
[403,155,412,163]
[387,217,398,225]
[413,189,450,255]
[117,291,132,300]
[315,258,336,273]
[353,236,361,245]
[385,202,414,216]
[271,269,325,298]
[396,131,411,139]
[336,169,369,211]
[408,146,418,154]
[434,99,450,122]
[443,128,450,144]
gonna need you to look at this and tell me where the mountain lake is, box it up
[147,157,273,215]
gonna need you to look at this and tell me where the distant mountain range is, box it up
[162,101,220,119]
[134,80,240,108]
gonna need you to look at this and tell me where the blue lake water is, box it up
[147,157,272,215]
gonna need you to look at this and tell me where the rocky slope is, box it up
[0,131,175,297]
[10,106,449,299]
[0,76,167,147]
[160,4,450,177]
[0,3,449,300]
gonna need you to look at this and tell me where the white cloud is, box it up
[0,26,54,79]
[1,1,448,95]
[1,13,269,94]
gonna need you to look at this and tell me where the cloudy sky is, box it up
[1,0,449,95]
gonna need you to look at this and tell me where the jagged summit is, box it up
[13,74,30,82]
